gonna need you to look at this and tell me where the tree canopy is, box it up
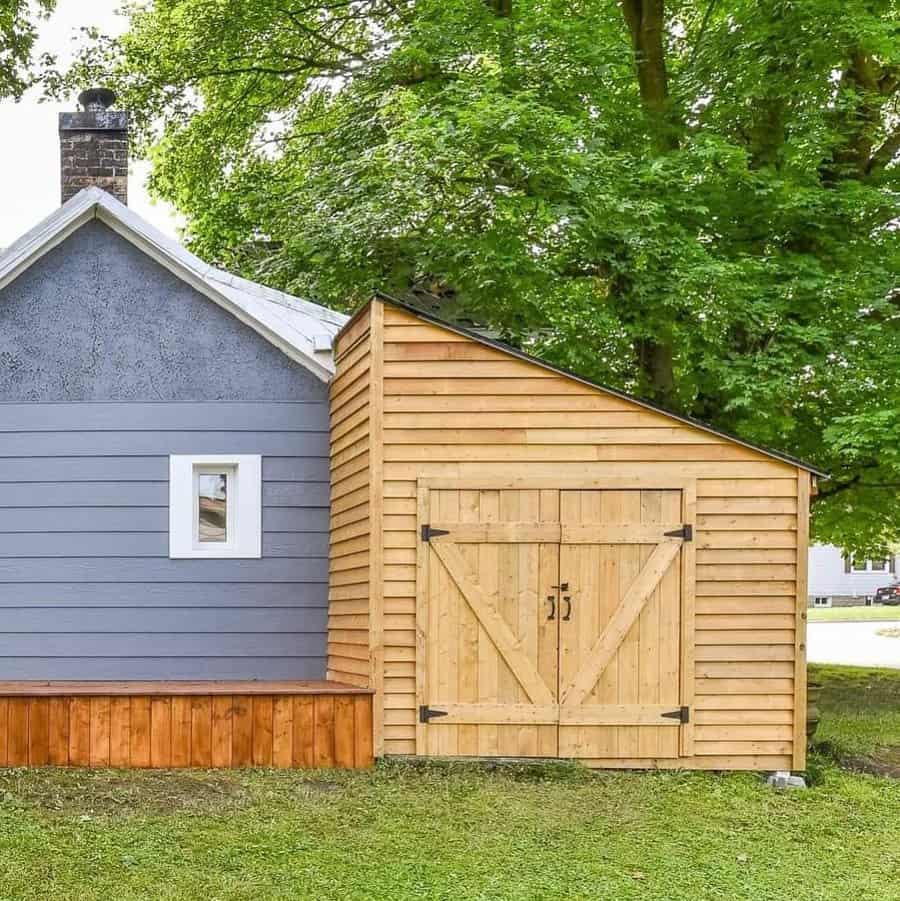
[0,0,53,98]
[58,0,900,552]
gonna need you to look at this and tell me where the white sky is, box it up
[0,0,179,246]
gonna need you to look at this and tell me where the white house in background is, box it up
[808,544,899,607]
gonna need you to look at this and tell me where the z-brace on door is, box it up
[416,486,693,761]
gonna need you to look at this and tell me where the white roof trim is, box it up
[0,187,347,381]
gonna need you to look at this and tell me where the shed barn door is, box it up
[418,488,560,757]
[558,489,685,760]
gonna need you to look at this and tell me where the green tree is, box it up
[0,0,53,98]
[58,0,900,552]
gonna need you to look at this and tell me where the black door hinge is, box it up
[664,524,693,541]
[421,524,450,542]
[419,705,449,723]
[661,706,690,724]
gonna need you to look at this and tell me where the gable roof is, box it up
[367,292,828,478]
[0,187,347,381]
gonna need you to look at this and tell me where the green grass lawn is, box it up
[0,669,897,901]
[808,604,900,622]
[809,663,900,771]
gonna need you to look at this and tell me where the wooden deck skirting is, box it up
[0,682,374,769]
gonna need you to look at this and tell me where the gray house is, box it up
[0,93,375,769]
[0,96,348,683]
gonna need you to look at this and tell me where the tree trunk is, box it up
[620,1,678,405]
[621,0,677,150]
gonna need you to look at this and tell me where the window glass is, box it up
[851,557,868,572]
[871,559,887,572]
[198,472,227,542]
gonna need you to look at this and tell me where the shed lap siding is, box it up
[326,306,373,688]
[372,305,803,770]
[0,402,329,680]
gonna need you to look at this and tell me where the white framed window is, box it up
[169,455,261,558]
[813,596,831,608]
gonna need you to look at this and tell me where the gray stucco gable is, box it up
[0,219,325,402]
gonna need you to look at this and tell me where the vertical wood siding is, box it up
[0,686,373,769]
[327,307,373,688]
[329,300,809,771]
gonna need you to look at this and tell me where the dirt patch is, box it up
[0,769,253,817]
[840,751,900,779]
[875,627,900,639]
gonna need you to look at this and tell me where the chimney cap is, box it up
[78,87,117,111]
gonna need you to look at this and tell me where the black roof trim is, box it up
[346,292,828,479]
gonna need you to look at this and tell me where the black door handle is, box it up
[546,596,556,620]
[562,595,572,621]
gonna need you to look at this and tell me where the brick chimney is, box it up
[59,88,129,206]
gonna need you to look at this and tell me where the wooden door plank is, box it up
[430,703,559,724]
[559,705,684,725]
[497,489,521,756]
[431,539,555,706]
[638,491,663,759]
[562,524,684,544]
[561,540,682,707]
[429,522,561,543]
[537,489,561,758]
[456,488,481,757]
[475,489,499,757]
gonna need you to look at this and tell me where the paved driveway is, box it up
[808,621,900,669]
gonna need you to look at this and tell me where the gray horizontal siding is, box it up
[0,405,330,679]
[0,658,327,680]
[0,607,327,632]
[0,532,329,558]
[0,633,324,656]
[0,456,328,482]
[0,583,327,607]
[0,507,327,533]
[0,482,329,507]
[0,556,325,583]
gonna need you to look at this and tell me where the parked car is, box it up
[874,583,900,605]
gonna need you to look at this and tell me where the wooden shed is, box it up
[327,295,825,772]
